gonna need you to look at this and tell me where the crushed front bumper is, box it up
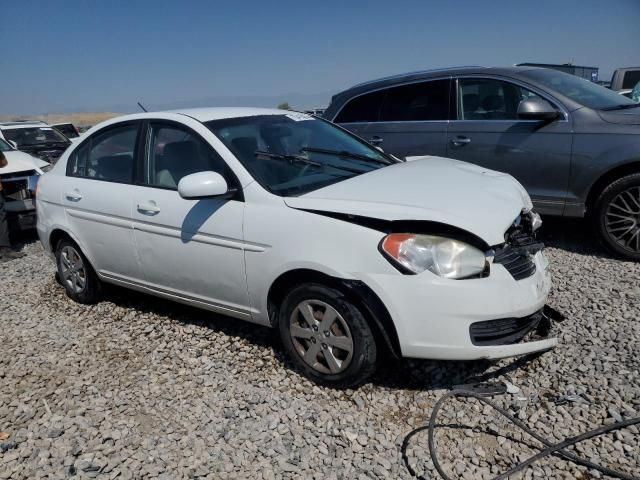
[357,251,557,361]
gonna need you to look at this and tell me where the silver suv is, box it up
[324,66,640,260]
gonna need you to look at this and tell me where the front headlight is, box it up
[40,164,53,173]
[380,233,487,279]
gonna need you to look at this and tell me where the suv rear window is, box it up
[334,90,386,123]
[379,79,449,121]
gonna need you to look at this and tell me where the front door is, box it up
[62,122,143,282]
[131,121,250,318]
[446,77,572,215]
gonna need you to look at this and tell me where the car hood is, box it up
[0,150,49,175]
[598,108,640,125]
[284,156,533,246]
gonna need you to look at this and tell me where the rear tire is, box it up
[55,239,102,303]
[278,283,377,388]
[593,173,640,261]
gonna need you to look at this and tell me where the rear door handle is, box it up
[137,201,160,215]
[450,136,471,147]
[65,190,82,201]
[369,136,384,146]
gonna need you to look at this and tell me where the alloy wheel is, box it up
[289,299,354,375]
[60,246,87,294]
[605,186,640,254]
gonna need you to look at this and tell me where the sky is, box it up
[1,0,639,115]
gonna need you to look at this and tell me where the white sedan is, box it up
[36,108,556,387]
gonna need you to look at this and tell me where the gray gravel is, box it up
[1,219,639,480]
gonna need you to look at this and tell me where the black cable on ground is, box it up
[402,389,640,480]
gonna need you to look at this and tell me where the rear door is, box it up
[446,77,573,214]
[334,79,451,159]
[62,122,143,281]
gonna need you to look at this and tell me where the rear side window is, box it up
[68,124,138,183]
[145,123,234,189]
[379,79,449,121]
[334,90,386,123]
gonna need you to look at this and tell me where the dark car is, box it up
[324,66,640,260]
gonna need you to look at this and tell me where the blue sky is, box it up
[1,0,638,114]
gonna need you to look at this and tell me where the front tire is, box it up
[594,173,640,261]
[278,283,377,388]
[55,239,102,303]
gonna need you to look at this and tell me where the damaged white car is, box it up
[36,108,557,387]
[0,138,50,232]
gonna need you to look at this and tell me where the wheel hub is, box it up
[289,299,354,375]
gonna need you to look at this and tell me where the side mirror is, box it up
[8,140,18,149]
[517,97,560,121]
[178,171,229,199]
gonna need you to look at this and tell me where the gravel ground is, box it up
[1,219,639,480]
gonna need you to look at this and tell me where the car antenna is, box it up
[137,102,148,112]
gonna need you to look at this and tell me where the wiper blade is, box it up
[300,147,392,165]
[255,150,364,174]
[255,150,321,166]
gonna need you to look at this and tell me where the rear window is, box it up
[334,90,385,123]
[379,79,449,121]
[622,70,640,89]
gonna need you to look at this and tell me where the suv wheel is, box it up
[55,239,102,303]
[278,283,377,388]
[594,173,640,261]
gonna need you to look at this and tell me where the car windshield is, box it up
[2,126,70,147]
[206,113,396,196]
[520,69,639,110]
[0,138,13,152]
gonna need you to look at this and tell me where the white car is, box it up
[0,120,72,164]
[0,138,50,232]
[36,108,556,387]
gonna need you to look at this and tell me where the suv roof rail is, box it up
[350,66,487,89]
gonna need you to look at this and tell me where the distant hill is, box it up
[0,112,120,128]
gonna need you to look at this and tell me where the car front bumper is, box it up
[357,251,556,360]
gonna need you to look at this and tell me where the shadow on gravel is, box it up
[536,216,617,260]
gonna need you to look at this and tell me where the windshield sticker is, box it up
[285,112,313,122]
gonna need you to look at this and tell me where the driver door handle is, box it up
[369,136,384,146]
[137,202,160,215]
[65,190,82,201]
[450,136,471,147]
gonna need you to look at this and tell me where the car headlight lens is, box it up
[380,233,487,278]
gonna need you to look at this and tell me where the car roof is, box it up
[336,65,541,96]
[0,120,49,129]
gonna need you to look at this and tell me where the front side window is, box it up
[69,124,138,183]
[2,126,69,148]
[379,79,449,121]
[457,78,544,120]
[206,114,396,196]
[144,123,234,189]
[520,69,637,110]
[334,90,386,123]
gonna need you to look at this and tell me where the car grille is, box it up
[470,309,543,346]
[492,212,542,281]
[493,246,536,280]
